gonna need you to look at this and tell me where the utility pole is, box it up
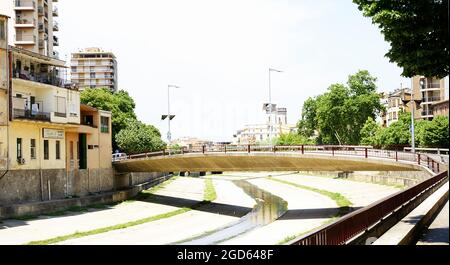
[162,85,178,155]
[268,68,282,145]
[411,78,416,153]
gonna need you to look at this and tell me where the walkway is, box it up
[417,201,449,245]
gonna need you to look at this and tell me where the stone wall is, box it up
[297,170,432,187]
[0,169,165,206]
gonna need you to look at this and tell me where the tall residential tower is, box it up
[70,47,118,92]
[0,0,60,58]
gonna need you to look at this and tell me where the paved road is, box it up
[417,201,449,245]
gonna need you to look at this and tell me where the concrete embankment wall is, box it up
[298,170,432,187]
[0,174,171,220]
[0,169,166,218]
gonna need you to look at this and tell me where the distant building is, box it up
[379,88,411,127]
[432,99,449,118]
[412,76,446,120]
[171,137,213,150]
[233,104,297,145]
[70,47,118,92]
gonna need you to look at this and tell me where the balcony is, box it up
[12,69,74,89]
[421,96,441,103]
[53,21,59,31]
[15,34,36,44]
[52,7,58,17]
[12,98,51,121]
[14,0,36,10]
[15,18,35,27]
[38,6,44,16]
[53,35,59,46]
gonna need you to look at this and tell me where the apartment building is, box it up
[0,14,9,170]
[432,99,449,117]
[70,47,118,92]
[379,88,412,127]
[412,76,446,120]
[233,105,297,145]
[0,0,59,58]
[0,15,115,205]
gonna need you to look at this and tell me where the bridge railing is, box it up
[120,145,445,174]
[289,169,448,245]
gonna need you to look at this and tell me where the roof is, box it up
[11,46,67,68]
[0,14,10,19]
[80,104,99,112]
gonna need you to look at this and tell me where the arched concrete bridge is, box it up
[113,145,443,174]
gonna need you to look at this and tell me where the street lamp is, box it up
[268,68,283,145]
[161,84,179,155]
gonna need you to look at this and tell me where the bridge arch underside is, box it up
[113,153,425,173]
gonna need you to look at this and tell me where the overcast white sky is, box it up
[55,0,418,142]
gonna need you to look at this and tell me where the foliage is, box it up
[298,70,383,145]
[416,116,449,148]
[115,119,166,154]
[360,117,380,146]
[275,132,314,146]
[353,0,449,78]
[359,111,449,149]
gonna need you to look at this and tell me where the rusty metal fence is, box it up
[290,170,448,245]
[122,145,445,174]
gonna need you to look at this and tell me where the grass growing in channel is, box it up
[268,177,353,245]
[25,176,215,245]
[204,178,217,202]
[26,207,192,245]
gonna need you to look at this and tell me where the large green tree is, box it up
[298,70,383,145]
[275,132,314,146]
[416,115,449,148]
[353,0,449,78]
[115,119,166,154]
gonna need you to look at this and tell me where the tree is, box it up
[115,119,167,154]
[360,117,381,146]
[353,0,449,78]
[298,70,383,145]
[80,88,137,149]
[275,133,314,146]
[416,116,449,148]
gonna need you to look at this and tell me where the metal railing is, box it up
[290,170,448,245]
[15,0,36,8]
[421,96,441,103]
[13,108,50,121]
[118,144,445,174]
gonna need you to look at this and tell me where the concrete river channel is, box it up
[178,179,288,245]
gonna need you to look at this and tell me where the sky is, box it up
[54,0,419,142]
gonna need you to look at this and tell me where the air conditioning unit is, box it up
[17,157,26,165]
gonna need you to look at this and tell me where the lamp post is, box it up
[162,84,179,155]
[268,68,283,145]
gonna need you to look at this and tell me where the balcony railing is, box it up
[15,34,36,43]
[81,121,98,128]
[52,7,58,16]
[13,108,50,122]
[421,96,441,103]
[15,0,36,9]
[427,83,441,89]
[15,18,35,25]
[12,70,76,89]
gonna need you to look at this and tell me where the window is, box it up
[101,116,109,133]
[70,141,74,160]
[17,138,22,160]
[44,140,49,160]
[90,72,95,78]
[30,139,36,159]
[55,140,61,160]
[0,20,5,40]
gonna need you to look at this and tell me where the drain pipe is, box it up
[1,47,12,181]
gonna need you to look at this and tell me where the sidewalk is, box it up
[417,201,449,245]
